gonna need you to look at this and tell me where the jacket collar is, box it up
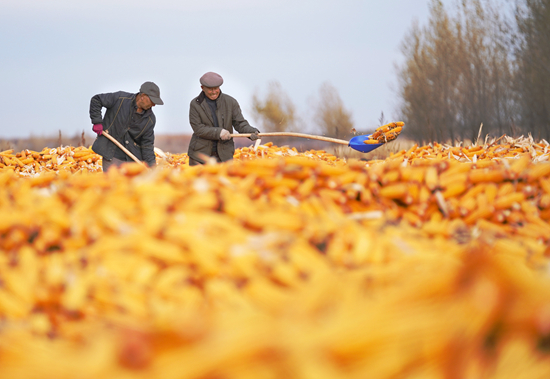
[197,90,223,104]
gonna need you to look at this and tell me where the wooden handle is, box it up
[229,132,349,146]
[102,131,147,167]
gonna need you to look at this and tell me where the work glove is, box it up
[249,131,260,141]
[220,129,231,140]
[92,124,103,135]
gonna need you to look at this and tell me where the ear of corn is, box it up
[365,121,405,144]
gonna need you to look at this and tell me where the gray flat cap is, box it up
[140,81,164,105]
[200,72,223,87]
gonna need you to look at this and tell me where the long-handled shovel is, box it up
[230,132,384,153]
[101,131,147,167]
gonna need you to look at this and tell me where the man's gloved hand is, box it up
[249,131,261,141]
[220,129,231,140]
[92,124,103,135]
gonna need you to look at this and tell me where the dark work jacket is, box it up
[89,91,156,167]
[188,91,259,164]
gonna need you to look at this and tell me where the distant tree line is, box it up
[252,0,548,145]
[397,0,550,144]
[252,81,354,141]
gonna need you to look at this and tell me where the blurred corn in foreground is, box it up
[0,136,550,378]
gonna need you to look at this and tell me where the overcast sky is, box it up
[1,0,452,139]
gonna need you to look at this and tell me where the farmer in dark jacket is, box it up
[187,72,260,165]
[89,81,164,171]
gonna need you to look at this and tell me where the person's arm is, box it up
[231,101,260,135]
[89,92,120,125]
[189,104,224,140]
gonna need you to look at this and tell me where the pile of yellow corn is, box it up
[373,135,549,164]
[0,146,101,175]
[0,136,550,378]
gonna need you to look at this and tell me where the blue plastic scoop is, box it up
[347,134,383,153]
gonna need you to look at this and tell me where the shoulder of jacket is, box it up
[108,91,133,98]
[99,91,134,104]
[220,93,239,105]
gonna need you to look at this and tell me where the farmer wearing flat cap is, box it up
[187,72,260,165]
[89,81,164,171]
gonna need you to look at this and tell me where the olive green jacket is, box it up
[188,91,259,164]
